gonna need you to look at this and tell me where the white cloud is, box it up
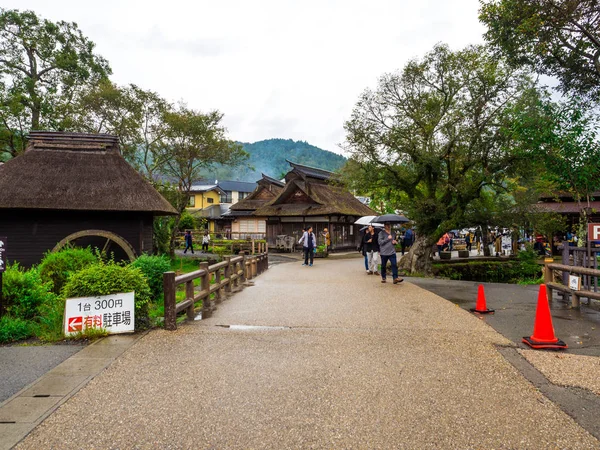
[4,0,486,154]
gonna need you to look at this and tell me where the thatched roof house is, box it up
[224,174,285,238]
[0,131,176,266]
[254,161,375,249]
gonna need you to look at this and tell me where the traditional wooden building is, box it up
[225,174,285,238]
[536,191,600,229]
[254,161,375,249]
[0,132,177,267]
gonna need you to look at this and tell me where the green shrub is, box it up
[62,261,152,330]
[130,254,171,300]
[39,247,98,294]
[517,246,542,279]
[36,295,66,342]
[0,316,35,343]
[433,258,542,283]
[2,263,57,320]
[178,211,198,231]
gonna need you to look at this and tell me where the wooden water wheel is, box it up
[52,229,137,261]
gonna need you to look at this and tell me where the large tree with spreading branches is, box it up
[343,44,537,273]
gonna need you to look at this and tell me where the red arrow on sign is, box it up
[68,316,83,333]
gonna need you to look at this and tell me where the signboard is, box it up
[569,275,581,291]
[64,292,135,336]
[0,236,6,272]
[589,223,600,242]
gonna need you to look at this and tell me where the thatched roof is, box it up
[0,131,177,215]
[286,160,334,182]
[228,173,285,214]
[254,178,375,217]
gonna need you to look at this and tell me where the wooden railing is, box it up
[545,261,600,309]
[162,253,269,330]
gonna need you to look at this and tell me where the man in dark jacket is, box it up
[378,223,403,284]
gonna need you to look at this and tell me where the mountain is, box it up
[199,138,347,182]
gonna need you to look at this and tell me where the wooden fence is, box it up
[162,253,269,330]
[545,241,600,308]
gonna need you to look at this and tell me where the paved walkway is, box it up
[12,259,600,448]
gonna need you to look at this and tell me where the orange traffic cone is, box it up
[470,284,494,314]
[522,284,567,349]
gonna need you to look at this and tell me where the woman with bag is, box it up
[364,225,380,275]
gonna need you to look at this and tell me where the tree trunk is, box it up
[398,235,434,275]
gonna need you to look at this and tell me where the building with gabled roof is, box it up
[224,173,285,238]
[0,131,177,266]
[254,161,375,249]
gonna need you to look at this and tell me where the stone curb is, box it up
[0,333,145,450]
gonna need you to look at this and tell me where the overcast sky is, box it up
[5,0,486,155]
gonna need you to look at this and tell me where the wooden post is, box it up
[241,256,247,282]
[186,280,195,321]
[252,239,255,255]
[224,257,232,294]
[252,257,257,278]
[163,271,177,331]
[246,256,252,280]
[200,262,211,318]
[561,241,570,299]
[214,266,222,303]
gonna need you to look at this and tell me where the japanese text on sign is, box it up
[64,292,135,336]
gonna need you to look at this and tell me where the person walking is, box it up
[322,228,331,252]
[401,227,414,255]
[183,230,194,254]
[298,226,317,266]
[201,231,210,252]
[465,232,472,252]
[364,225,380,275]
[378,223,403,284]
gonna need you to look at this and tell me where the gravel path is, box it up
[17,258,599,449]
[520,349,600,395]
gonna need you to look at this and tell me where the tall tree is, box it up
[343,44,536,273]
[65,80,171,173]
[158,106,248,255]
[507,94,600,240]
[480,0,600,99]
[0,8,110,158]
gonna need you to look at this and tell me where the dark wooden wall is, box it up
[0,209,155,267]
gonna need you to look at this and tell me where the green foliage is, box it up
[62,261,152,329]
[2,263,57,320]
[39,247,98,294]
[36,295,66,342]
[153,216,173,255]
[178,211,198,231]
[433,255,542,284]
[199,138,347,182]
[344,43,536,272]
[130,254,171,301]
[480,0,600,99]
[0,8,111,159]
[67,326,109,341]
[0,316,35,343]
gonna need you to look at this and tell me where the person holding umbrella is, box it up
[363,224,380,275]
[377,222,403,284]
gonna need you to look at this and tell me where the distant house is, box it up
[225,174,285,238]
[0,132,177,267]
[254,161,375,249]
[186,180,258,234]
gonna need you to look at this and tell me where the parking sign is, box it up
[64,292,135,336]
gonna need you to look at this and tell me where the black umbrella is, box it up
[372,214,409,224]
